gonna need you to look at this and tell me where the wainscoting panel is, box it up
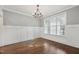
[65,25,79,48]
[0,26,43,46]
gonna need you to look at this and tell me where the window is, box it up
[44,12,66,35]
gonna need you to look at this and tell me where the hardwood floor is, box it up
[0,38,79,54]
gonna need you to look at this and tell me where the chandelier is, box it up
[33,5,43,18]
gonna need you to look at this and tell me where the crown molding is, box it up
[2,7,32,17]
[43,5,78,19]
[1,5,78,19]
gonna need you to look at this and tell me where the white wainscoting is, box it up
[0,26,43,46]
[40,25,79,48]
[65,25,79,48]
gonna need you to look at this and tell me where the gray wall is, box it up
[67,6,79,25]
[3,10,41,27]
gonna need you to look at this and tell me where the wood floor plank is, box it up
[0,38,79,54]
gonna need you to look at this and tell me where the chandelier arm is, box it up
[33,5,43,18]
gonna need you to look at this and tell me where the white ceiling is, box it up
[2,5,76,17]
